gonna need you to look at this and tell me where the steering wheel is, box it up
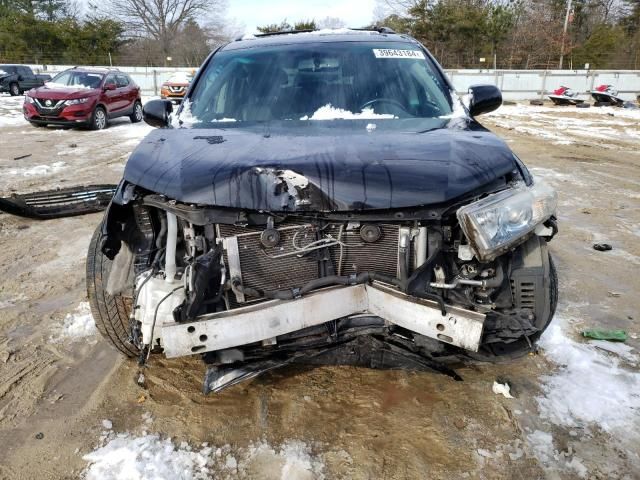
[360,98,411,116]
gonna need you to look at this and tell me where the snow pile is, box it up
[82,435,327,480]
[301,104,396,121]
[6,161,66,176]
[171,99,200,128]
[83,434,212,480]
[59,302,97,339]
[537,320,640,445]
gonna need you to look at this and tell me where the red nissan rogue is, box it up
[23,67,142,130]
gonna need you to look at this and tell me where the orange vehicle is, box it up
[160,71,194,103]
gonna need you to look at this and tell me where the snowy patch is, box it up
[301,104,396,121]
[82,434,327,480]
[526,430,588,478]
[485,103,640,150]
[5,161,66,176]
[439,90,467,119]
[0,95,27,127]
[43,82,92,90]
[57,302,97,339]
[537,318,640,449]
[171,99,200,128]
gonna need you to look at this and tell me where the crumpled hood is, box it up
[124,120,518,211]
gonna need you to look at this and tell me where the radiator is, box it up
[218,222,411,304]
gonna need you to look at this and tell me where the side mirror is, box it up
[468,84,502,117]
[104,83,117,91]
[143,99,173,128]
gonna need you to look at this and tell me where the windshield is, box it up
[185,42,454,126]
[48,71,104,89]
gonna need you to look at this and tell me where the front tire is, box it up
[129,101,143,123]
[9,83,20,96]
[90,106,107,130]
[86,223,139,357]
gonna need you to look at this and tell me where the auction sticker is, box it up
[373,49,425,59]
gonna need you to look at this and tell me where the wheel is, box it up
[90,106,107,130]
[529,99,544,106]
[9,83,20,96]
[86,223,139,357]
[594,101,611,107]
[466,247,558,363]
[129,101,143,123]
[576,103,590,109]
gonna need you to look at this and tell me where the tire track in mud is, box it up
[0,345,59,428]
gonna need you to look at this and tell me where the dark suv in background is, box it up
[0,65,51,96]
[23,67,142,129]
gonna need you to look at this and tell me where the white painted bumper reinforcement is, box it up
[161,283,486,358]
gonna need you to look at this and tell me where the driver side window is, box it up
[104,74,116,87]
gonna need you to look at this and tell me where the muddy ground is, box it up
[0,96,638,479]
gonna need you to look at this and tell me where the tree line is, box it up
[0,0,229,66]
[1,0,638,69]
[374,0,640,69]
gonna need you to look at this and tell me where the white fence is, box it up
[27,64,640,101]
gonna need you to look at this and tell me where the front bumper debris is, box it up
[0,185,116,219]
[160,283,486,358]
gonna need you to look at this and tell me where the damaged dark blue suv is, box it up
[87,29,558,393]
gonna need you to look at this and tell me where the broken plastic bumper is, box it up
[160,283,486,358]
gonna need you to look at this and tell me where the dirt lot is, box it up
[0,95,639,479]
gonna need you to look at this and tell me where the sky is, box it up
[227,0,378,34]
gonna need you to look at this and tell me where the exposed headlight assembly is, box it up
[457,181,557,261]
[64,97,89,106]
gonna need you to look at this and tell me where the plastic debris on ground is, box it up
[492,381,514,399]
[581,329,627,342]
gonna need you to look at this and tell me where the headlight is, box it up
[24,95,34,104]
[64,97,89,106]
[457,181,557,261]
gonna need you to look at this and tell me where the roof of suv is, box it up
[223,28,418,52]
[67,67,121,74]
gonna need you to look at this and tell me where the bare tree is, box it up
[102,0,226,65]
[317,16,346,29]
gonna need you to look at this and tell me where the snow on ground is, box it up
[487,103,640,148]
[54,302,97,340]
[4,161,66,176]
[536,306,640,457]
[82,433,327,480]
[0,95,27,127]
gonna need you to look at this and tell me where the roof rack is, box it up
[235,26,396,41]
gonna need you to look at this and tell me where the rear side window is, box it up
[116,75,129,87]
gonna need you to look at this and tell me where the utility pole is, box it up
[559,0,573,69]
